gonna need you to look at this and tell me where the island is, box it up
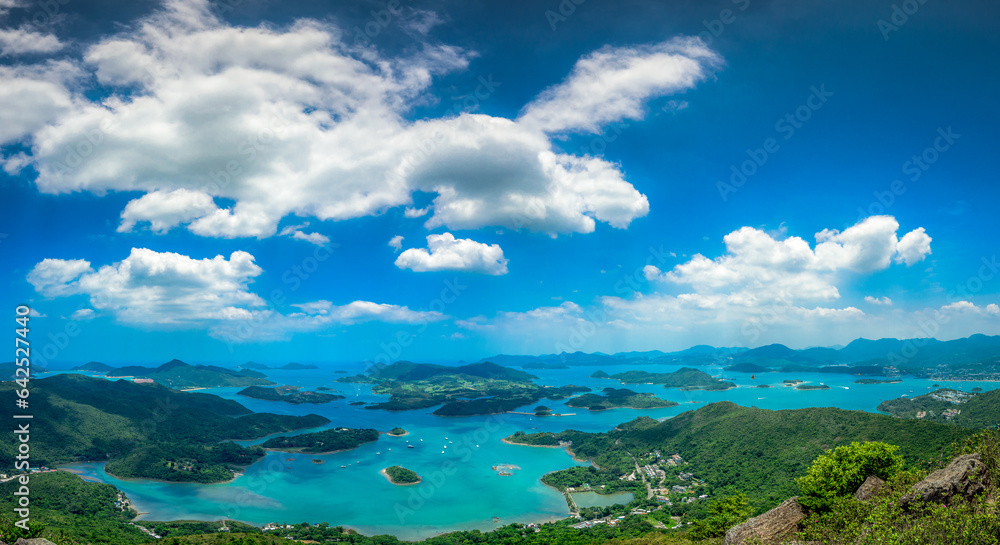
[315,386,338,391]
[854,378,903,384]
[105,359,275,389]
[71,361,115,372]
[756,384,772,388]
[387,427,408,436]
[591,370,611,378]
[565,388,679,411]
[337,360,593,416]
[238,385,345,404]
[261,427,379,454]
[782,379,804,386]
[605,367,736,391]
[382,465,421,485]
[795,383,831,390]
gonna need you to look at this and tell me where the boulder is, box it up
[724,496,806,545]
[853,475,885,501]
[14,539,58,545]
[900,453,990,510]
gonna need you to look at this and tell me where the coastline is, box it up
[380,468,422,486]
[385,430,410,437]
[500,437,597,468]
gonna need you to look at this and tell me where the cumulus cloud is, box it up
[652,216,931,306]
[465,217,936,350]
[395,232,508,275]
[894,227,933,266]
[0,27,63,57]
[388,235,404,252]
[277,223,329,246]
[518,37,722,134]
[1,0,720,239]
[27,248,442,340]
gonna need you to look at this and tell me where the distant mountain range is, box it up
[479,334,1000,377]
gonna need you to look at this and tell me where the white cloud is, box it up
[939,301,1000,316]
[70,308,96,321]
[0,27,63,57]
[1,0,719,239]
[0,61,79,145]
[518,37,721,134]
[894,227,932,266]
[404,207,429,218]
[28,258,93,297]
[0,0,25,16]
[642,264,661,281]
[864,295,893,306]
[395,232,508,275]
[118,189,218,233]
[655,216,931,305]
[388,235,404,252]
[27,248,440,340]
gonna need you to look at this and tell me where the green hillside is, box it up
[0,374,329,482]
[530,402,974,512]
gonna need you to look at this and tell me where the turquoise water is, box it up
[55,365,1000,540]
[571,491,635,509]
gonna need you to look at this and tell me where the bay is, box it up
[56,364,1000,540]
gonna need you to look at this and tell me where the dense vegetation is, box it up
[0,471,148,544]
[383,465,420,484]
[261,427,379,453]
[387,427,407,436]
[541,465,644,495]
[0,374,330,482]
[607,368,735,391]
[237,385,344,404]
[566,388,679,411]
[105,359,274,388]
[506,430,561,446]
[339,360,592,415]
[878,388,1000,428]
[535,402,973,513]
[105,442,263,482]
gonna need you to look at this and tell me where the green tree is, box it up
[689,492,752,540]
[796,441,905,511]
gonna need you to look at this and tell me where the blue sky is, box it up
[2,0,998,366]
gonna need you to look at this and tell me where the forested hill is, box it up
[105,359,274,388]
[0,374,329,482]
[533,401,974,512]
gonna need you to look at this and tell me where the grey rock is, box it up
[853,475,885,501]
[724,496,806,545]
[900,453,990,509]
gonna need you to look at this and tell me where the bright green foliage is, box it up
[688,493,752,540]
[796,441,905,511]
[798,461,1000,545]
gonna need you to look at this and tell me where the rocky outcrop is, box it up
[899,453,991,510]
[724,496,806,545]
[14,539,58,545]
[853,475,885,501]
